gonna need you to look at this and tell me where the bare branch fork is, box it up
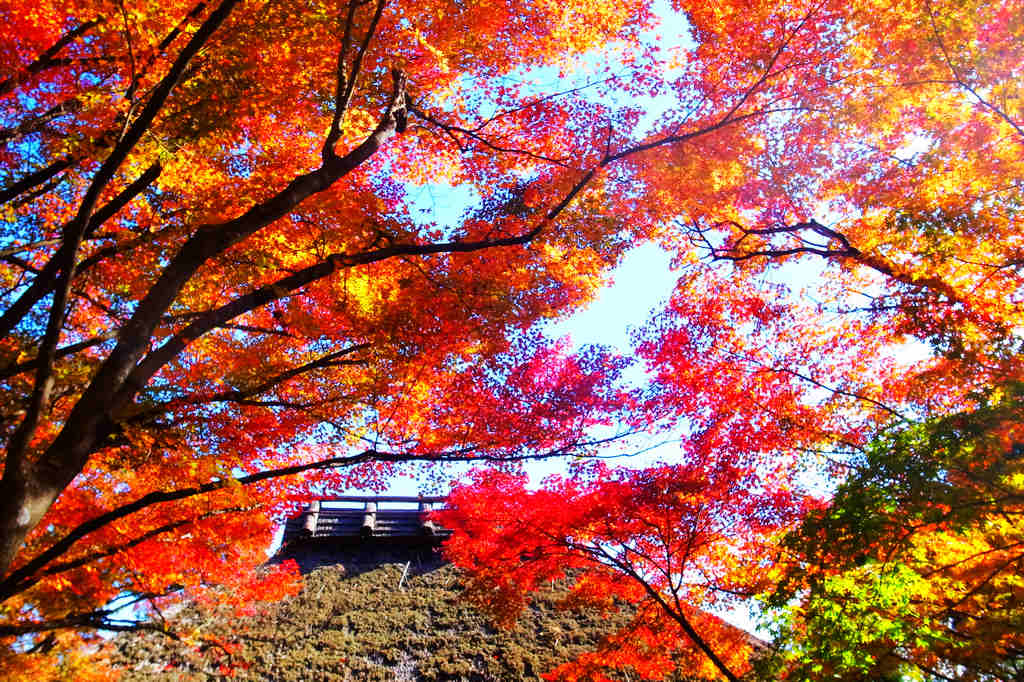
[686,217,974,312]
[0,162,163,344]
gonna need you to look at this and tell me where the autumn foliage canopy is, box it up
[0,0,1021,677]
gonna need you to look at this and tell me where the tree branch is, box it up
[584,540,741,682]
[323,0,388,161]
[695,217,971,309]
[0,18,104,98]
[0,0,243,580]
[0,162,162,344]
[0,98,84,145]
[7,507,248,598]
[0,332,117,380]
[0,434,615,598]
[126,1,210,102]
[925,3,1024,142]
[0,155,77,206]
[128,343,371,418]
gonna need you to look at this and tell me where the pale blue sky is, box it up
[543,241,677,352]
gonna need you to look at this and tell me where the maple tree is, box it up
[438,462,805,681]
[438,0,1024,678]
[0,0,1022,677]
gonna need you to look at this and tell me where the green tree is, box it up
[763,385,1024,680]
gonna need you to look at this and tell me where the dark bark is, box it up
[0,155,76,206]
[0,0,242,579]
[0,98,84,145]
[0,163,162,344]
[0,18,104,97]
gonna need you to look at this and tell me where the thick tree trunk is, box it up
[0,469,65,578]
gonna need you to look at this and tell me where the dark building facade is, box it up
[276,496,451,575]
